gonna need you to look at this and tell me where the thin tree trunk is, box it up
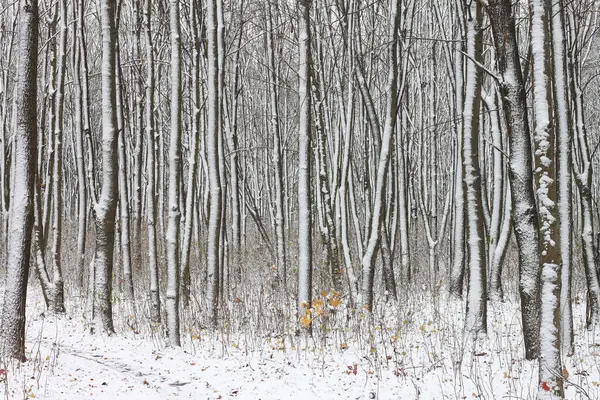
[144,0,160,324]
[165,0,182,346]
[49,0,67,314]
[298,0,313,315]
[266,2,287,289]
[360,0,400,311]
[73,0,87,290]
[206,0,223,326]
[181,0,202,308]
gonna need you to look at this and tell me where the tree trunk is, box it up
[206,0,223,326]
[1,0,39,361]
[531,0,563,395]
[360,0,400,311]
[92,0,119,335]
[298,0,313,317]
[462,0,486,335]
[486,0,541,360]
[165,0,182,346]
[144,0,160,324]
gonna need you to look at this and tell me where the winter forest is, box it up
[1,0,600,398]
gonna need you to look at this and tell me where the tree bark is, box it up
[1,0,39,361]
[462,0,486,335]
[486,0,541,360]
[92,0,119,335]
[206,0,223,326]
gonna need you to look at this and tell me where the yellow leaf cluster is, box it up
[300,310,312,327]
[313,298,324,316]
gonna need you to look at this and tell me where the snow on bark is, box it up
[144,0,160,324]
[462,0,487,335]
[360,0,400,311]
[206,0,223,326]
[165,0,182,347]
[92,0,119,335]
[266,3,287,289]
[450,38,465,297]
[1,0,39,361]
[297,0,313,313]
[486,0,541,360]
[551,0,573,356]
[531,0,564,396]
[483,90,506,302]
[567,6,600,330]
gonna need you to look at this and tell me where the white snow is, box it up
[3,284,600,399]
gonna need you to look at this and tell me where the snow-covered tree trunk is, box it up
[181,0,201,308]
[552,0,573,356]
[224,2,244,288]
[165,0,182,346]
[360,0,400,311]
[49,0,67,313]
[491,186,512,297]
[336,0,358,301]
[397,112,411,284]
[1,0,38,361]
[297,0,313,314]
[486,0,541,360]
[92,0,119,335]
[313,49,343,292]
[73,0,87,290]
[531,0,564,395]
[450,35,465,297]
[216,0,227,300]
[206,0,223,325]
[567,8,600,330]
[462,0,486,335]
[131,2,144,273]
[144,0,160,324]
[483,90,506,302]
[266,2,287,288]
[115,42,135,308]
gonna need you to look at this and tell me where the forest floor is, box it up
[2,282,600,399]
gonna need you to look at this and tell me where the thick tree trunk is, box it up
[486,0,541,360]
[531,0,564,395]
[92,0,119,335]
[462,0,487,335]
[450,39,465,297]
[1,0,39,361]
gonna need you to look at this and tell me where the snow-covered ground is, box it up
[2,284,600,399]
